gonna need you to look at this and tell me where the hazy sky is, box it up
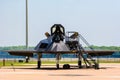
[0,0,120,46]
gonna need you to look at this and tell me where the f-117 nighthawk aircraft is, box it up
[4,24,117,69]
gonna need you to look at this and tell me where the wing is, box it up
[4,50,118,57]
[86,50,117,56]
[5,50,38,57]
[4,50,78,57]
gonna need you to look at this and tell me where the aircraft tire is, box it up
[63,64,70,69]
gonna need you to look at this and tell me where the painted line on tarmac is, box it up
[0,72,51,74]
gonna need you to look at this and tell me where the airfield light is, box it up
[26,0,28,49]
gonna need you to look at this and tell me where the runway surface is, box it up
[0,63,120,80]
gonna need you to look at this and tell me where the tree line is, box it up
[86,45,120,50]
[0,45,120,50]
[0,46,34,50]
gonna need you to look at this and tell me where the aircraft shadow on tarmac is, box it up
[3,66,115,70]
[8,67,83,70]
[48,74,92,76]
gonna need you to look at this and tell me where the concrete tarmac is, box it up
[0,63,120,80]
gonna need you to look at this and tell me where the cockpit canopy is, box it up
[50,24,65,42]
[51,24,65,35]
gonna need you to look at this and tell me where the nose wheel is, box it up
[63,64,70,69]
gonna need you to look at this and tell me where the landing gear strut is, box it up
[56,64,59,69]
[56,53,60,69]
[37,54,42,69]
[78,60,82,68]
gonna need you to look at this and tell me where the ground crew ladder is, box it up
[78,44,99,69]
[78,34,99,69]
